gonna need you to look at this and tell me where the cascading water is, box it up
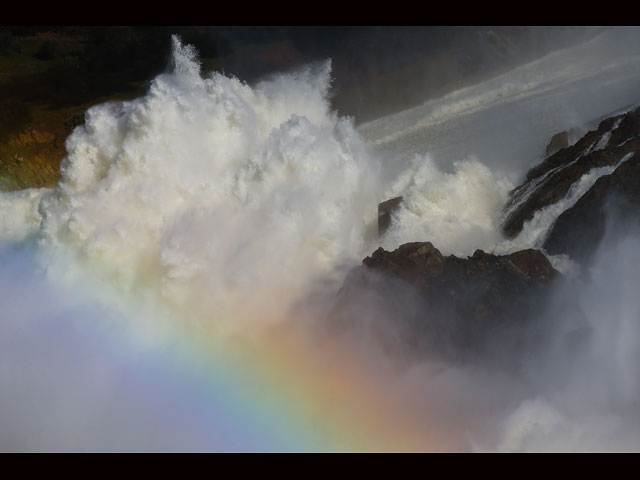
[3,29,640,451]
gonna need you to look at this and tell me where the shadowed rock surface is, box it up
[378,196,403,236]
[545,131,569,157]
[544,152,640,263]
[502,106,640,240]
[330,242,567,361]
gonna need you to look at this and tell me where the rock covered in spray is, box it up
[377,196,403,237]
[502,105,640,264]
[544,131,570,157]
[544,152,640,263]
[331,242,562,360]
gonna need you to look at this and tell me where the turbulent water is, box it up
[3,29,640,451]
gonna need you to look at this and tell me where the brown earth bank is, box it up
[0,110,84,190]
[543,152,640,263]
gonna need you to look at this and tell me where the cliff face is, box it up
[333,107,640,361]
[502,106,640,264]
[502,107,640,240]
[543,152,640,263]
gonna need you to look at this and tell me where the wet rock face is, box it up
[378,196,403,236]
[544,152,640,263]
[502,106,640,244]
[331,243,562,360]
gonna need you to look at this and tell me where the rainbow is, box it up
[173,324,438,452]
[33,246,445,452]
[0,34,450,451]
[108,299,441,452]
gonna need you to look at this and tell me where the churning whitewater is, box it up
[3,37,516,327]
[8,38,386,330]
[3,30,640,451]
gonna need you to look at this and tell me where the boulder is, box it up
[545,131,569,157]
[330,242,563,360]
[377,196,403,236]
[360,243,558,306]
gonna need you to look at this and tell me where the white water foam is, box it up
[496,152,634,254]
[2,30,640,452]
[0,37,386,331]
[594,118,623,151]
[0,188,48,243]
[380,154,513,256]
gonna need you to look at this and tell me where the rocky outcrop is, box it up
[378,196,403,236]
[331,242,563,360]
[502,106,640,246]
[544,152,640,263]
[545,131,569,157]
[360,243,558,317]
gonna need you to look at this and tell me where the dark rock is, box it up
[502,107,640,239]
[63,111,85,135]
[377,196,403,237]
[544,152,640,263]
[362,243,557,296]
[545,131,569,157]
[506,249,558,284]
[331,242,561,360]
